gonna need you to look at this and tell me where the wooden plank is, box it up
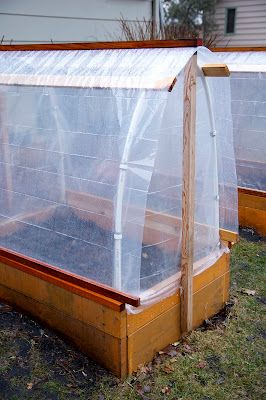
[127,293,180,336]
[202,64,230,77]
[0,247,140,307]
[180,54,197,335]
[127,303,181,374]
[238,186,266,199]
[0,262,126,337]
[238,192,266,212]
[223,271,230,304]
[212,46,266,52]
[127,252,230,373]
[192,275,225,329]
[193,253,229,293]
[238,187,266,236]
[220,229,238,244]
[0,284,127,378]
[0,39,199,52]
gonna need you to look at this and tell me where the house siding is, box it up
[0,0,153,43]
[215,0,266,47]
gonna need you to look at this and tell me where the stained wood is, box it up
[219,229,238,244]
[127,253,229,373]
[238,188,266,236]
[0,262,126,336]
[238,186,266,198]
[127,293,180,336]
[192,275,225,329]
[202,64,230,77]
[0,247,140,307]
[0,248,230,377]
[180,54,197,335]
[193,253,229,293]
[0,39,199,52]
[212,46,266,52]
[127,303,181,373]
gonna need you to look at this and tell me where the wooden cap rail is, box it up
[202,64,230,77]
[0,247,140,308]
[212,46,266,52]
[0,39,201,52]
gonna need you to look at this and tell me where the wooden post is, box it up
[180,54,197,335]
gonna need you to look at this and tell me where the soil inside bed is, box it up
[1,207,179,292]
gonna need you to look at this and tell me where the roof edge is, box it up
[0,39,200,51]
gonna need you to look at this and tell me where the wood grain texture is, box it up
[192,275,225,329]
[127,303,181,373]
[202,64,230,77]
[127,252,229,373]
[193,253,229,293]
[0,247,139,308]
[238,186,266,198]
[0,39,199,52]
[180,54,197,335]
[0,262,126,337]
[238,189,266,236]
[0,249,230,377]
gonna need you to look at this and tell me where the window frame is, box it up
[225,7,237,35]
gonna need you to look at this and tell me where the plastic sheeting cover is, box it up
[0,46,238,307]
[0,48,196,89]
[217,51,266,191]
[0,47,196,300]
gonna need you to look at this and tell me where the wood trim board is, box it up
[0,39,200,52]
[211,47,266,52]
[0,247,139,308]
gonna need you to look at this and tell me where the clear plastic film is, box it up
[216,51,266,191]
[131,48,238,312]
[0,47,196,299]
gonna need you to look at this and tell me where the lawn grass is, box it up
[0,235,265,400]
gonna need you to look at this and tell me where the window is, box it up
[226,8,236,34]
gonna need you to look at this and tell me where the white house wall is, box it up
[0,0,153,43]
[215,0,266,47]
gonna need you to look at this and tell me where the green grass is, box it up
[0,237,265,400]
[89,237,266,400]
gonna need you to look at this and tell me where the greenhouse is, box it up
[0,41,238,376]
[216,48,266,236]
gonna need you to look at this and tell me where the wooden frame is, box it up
[0,39,201,51]
[238,187,266,237]
[181,55,196,335]
[0,248,231,378]
[212,46,266,52]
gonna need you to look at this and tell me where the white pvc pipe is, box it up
[201,75,220,234]
[113,92,146,290]
[50,91,66,204]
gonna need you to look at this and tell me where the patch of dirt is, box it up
[239,226,264,242]
[2,208,178,291]
[0,307,116,400]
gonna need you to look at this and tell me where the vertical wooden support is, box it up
[181,54,197,335]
